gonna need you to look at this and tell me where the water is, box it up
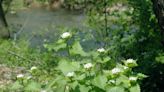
[6,8,99,50]
[6,8,85,44]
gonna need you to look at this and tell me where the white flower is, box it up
[30,66,37,71]
[17,74,24,78]
[129,7,134,13]
[84,63,93,69]
[111,68,121,75]
[66,72,75,77]
[124,59,137,67]
[10,11,16,14]
[108,80,115,84]
[27,76,32,79]
[126,59,136,64]
[43,39,48,42]
[129,76,137,81]
[40,90,47,92]
[123,66,129,70]
[61,32,71,39]
[66,86,69,90]
[97,48,105,53]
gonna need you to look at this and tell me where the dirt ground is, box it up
[0,64,26,87]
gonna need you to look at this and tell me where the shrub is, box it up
[1,32,146,92]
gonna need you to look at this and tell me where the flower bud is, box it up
[66,72,75,77]
[129,76,137,81]
[124,59,137,67]
[30,66,37,71]
[111,68,121,75]
[97,48,105,53]
[84,63,93,70]
[17,74,24,79]
[61,32,71,39]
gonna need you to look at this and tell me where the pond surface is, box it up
[6,8,99,49]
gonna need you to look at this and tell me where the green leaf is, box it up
[53,43,67,51]
[79,85,90,92]
[92,75,107,90]
[103,57,111,62]
[156,55,164,64]
[11,81,23,90]
[129,84,141,92]
[89,51,99,58]
[116,75,130,88]
[54,76,67,92]
[57,39,65,44]
[48,76,65,88]
[71,62,81,69]
[58,59,80,74]
[97,57,111,63]
[44,39,67,52]
[70,41,88,56]
[70,81,79,90]
[43,44,53,51]
[76,74,86,80]
[137,73,148,79]
[107,86,124,92]
[25,81,41,91]
[55,85,67,92]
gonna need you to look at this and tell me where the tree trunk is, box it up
[0,0,10,38]
[151,0,164,45]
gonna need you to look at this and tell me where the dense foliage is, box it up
[85,0,164,91]
[0,32,147,92]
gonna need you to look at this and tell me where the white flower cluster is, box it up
[30,66,37,71]
[126,59,136,64]
[108,80,115,84]
[27,76,32,80]
[84,63,93,69]
[66,72,75,77]
[129,76,137,81]
[65,63,93,78]
[61,32,71,39]
[111,68,121,75]
[17,74,24,79]
[123,66,129,70]
[66,86,70,90]
[10,11,16,14]
[124,59,137,67]
[97,48,105,53]
[40,90,47,92]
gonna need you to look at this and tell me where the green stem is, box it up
[66,42,70,56]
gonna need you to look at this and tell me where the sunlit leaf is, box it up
[58,59,80,74]
[53,43,67,51]
[70,41,89,56]
[92,75,107,89]
[11,81,23,90]
[25,81,41,91]
[107,86,125,92]
[129,84,141,92]
[156,55,164,64]
[79,85,90,92]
